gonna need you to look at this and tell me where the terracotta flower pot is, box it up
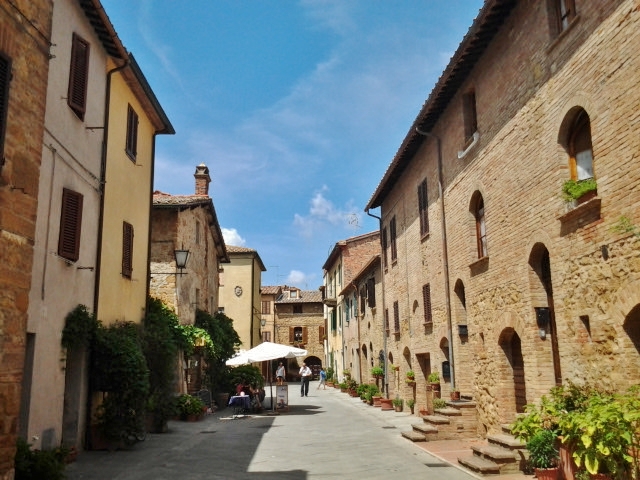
[534,467,559,480]
[380,398,393,411]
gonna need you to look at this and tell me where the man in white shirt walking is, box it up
[299,363,312,397]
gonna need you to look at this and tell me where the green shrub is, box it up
[392,397,403,408]
[433,398,447,409]
[427,371,440,383]
[371,366,384,377]
[175,394,205,417]
[526,429,559,469]
[14,438,67,480]
[561,178,597,201]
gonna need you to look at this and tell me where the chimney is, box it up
[194,163,211,196]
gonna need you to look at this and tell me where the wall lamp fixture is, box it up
[152,248,190,275]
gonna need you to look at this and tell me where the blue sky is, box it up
[101,0,484,289]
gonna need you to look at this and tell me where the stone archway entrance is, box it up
[305,355,323,378]
[623,304,640,384]
[498,328,527,423]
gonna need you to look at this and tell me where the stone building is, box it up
[218,245,266,350]
[366,0,640,434]
[150,164,228,392]
[321,231,381,382]
[0,1,52,477]
[260,285,282,343]
[273,286,324,378]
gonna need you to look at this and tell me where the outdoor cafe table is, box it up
[228,395,251,417]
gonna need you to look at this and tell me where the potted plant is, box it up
[450,387,460,401]
[342,369,351,380]
[562,178,597,205]
[526,429,560,480]
[427,371,440,393]
[392,397,403,412]
[175,394,205,421]
[405,370,416,385]
[371,366,384,379]
[406,398,415,414]
[380,397,393,411]
[433,398,447,410]
[558,387,637,479]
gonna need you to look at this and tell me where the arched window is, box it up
[569,110,594,180]
[474,194,487,258]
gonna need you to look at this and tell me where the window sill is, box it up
[420,232,430,242]
[558,196,601,235]
[546,15,580,54]
[469,256,489,277]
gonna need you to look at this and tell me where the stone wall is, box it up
[0,1,52,477]
[377,0,640,433]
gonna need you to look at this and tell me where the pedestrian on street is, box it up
[299,362,312,397]
[317,367,326,390]
[276,362,286,385]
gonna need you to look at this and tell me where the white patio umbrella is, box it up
[225,342,308,410]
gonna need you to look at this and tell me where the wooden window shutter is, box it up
[0,53,10,162]
[390,216,397,261]
[68,33,90,120]
[418,179,429,236]
[58,188,83,261]
[289,327,295,343]
[319,326,325,343]
[122,221,133,278]
[302,327,308,344]
[393,301,400,332]
[126,104,138,160]
[423,284,432,324]
[384,309,389,331]
[382,227,388,268]
[367,278,376,308]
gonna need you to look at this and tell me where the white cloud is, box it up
[286,270,318,290]
[293,187,362,238]
[222,228,246,247]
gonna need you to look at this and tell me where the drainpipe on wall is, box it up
[93,59,129,320]
[365,209,389,399]
[415,127,455,390]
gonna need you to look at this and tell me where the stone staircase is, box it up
[458,425,528,476]
[401,398,479,442]
[401,401,528,477]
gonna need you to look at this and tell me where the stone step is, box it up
[401,430,426,442]
[423,414,450,425]
[411,422,438,436]
[472,444,523,475]
[487,433,526,450]
[435,407,462,416]
[458,455,501,475]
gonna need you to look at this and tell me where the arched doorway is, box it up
[498,328,527,421]
[623,304,640,384]
[529,244,562,386]
[305,355,323,378]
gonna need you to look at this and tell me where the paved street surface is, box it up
[66,382,529,480]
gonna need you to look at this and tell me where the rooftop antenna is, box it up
[347,212,360,232]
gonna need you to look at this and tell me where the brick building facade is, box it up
[366,0,640,432]
[0,2,52,477]
[273,287,324,379]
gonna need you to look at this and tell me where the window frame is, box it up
[122,221,134,278]
[126,104,138,161]
[555,0,576,33]
[261,300,271,315]
[58,188,84,262]
[67,33,90,120]
[422,284,433,325]
[418,178,429,237]
[393,301,400,333]
[475,196,487,259]
[389,216,397,262]
[568,111,594,181]
[0,52,11,164]
[462,90,478,145]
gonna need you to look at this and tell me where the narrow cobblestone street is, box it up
[66,382,497,480]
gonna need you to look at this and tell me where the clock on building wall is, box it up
[234,286,243,297]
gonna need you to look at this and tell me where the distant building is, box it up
[260,285,282,343]
[274,286,325,378]
[218,245,266,350]
[321,231,380,382]
[150,164,228,392]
